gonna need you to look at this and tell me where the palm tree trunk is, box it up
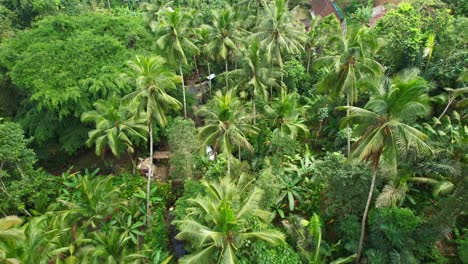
[194,55,203,101]
[227,154,231,176]
[346,94,351,157]
[225,59,229,89]
[356,168,378,263]
[208,63,212,96]
[180,63,187,119]
[146,118,154,229]
[253,92,256,125]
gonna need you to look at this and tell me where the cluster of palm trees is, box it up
[81,0,310,229]
[78,0,440,262]
[0,172,170,263]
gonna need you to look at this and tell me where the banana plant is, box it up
[0,216,24,264]
[277,173,305,212]
[283,214,356,264]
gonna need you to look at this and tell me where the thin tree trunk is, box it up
[438,97,454,120]
[16,163,26,179]
[194,55,201,83]
[280,64,284,85]
[0,178,9,197]
[270,62,274,99]
[227,154,231,176]
[346,95,351,157]
[207,63,212,96]
[127,150,136,174]
[225,59,229,89]
[307,49,311,73]
[253,92,256,125]
[180,63,187,119]
[106,0,111,9]
[146,118,154,229]
[356,168,378,263]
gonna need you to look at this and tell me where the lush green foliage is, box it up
[0,12,152,158]
[0,0,465,262]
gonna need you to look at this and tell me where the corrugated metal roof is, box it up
[310,0,342,20]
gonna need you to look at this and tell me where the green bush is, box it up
[319,152,378,217]
[112,172,145,199]
[366,207,423,263]
[173,179,205,220]
[166,117,198,180]
[237,240,301,264]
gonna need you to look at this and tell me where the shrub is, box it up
[238,240,301,264]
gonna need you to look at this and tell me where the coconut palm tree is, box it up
[174,175,285,264]
[84,228,145,263]
[337,68,433,262]
[264,88,309,139]
[252,0,306,77]
[56,174,127,229]
[196,90,257,175]
[121,55,182,228]
[317,26,383,156]
[81,96,148,162]
[154,7,199,118]
[228,39,282,123]
[205,7,241,88]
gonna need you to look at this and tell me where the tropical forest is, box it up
[0,0,466,263]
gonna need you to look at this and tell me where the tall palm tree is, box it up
[196,90,257,175]
[205,7,241,88]
[154,7,199,118]
[252,0,306,78]
[264,88,309,139]
[174,175,285,264]
[317,26,383,156]
[228,39,282,123]
[81,96,148,162]
[304,18,320,73]
[337,69,433,262]
[121,55,182,228]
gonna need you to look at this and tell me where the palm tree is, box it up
[174,175,285,264]
[154,7,199,118]
[196,90,257,175]
[264,88,309,139]
[317,26,383,156]
[121,55,182,228]
[57,174,127,229]
[252,0,306,78]
[228,39,282,123]
[205,7,241,88]
[337,69,433,262]
[85,228,145,263]
[81,96,148,166]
